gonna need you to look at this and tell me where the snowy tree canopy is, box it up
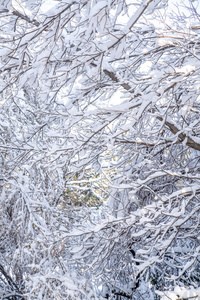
[0,0,200,299]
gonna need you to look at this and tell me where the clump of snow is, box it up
[175,65,196,73]
[156,286,200,300]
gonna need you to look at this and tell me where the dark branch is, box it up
[12,9,40,27]
[0,265,25,300]
[104,69,200,152]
